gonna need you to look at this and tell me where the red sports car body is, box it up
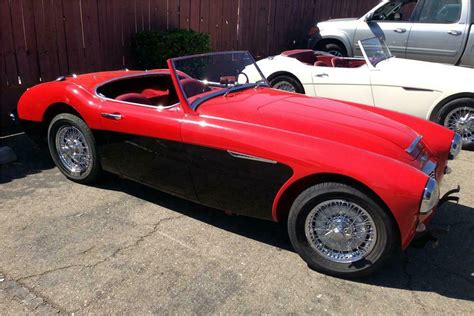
[15,51,461,277]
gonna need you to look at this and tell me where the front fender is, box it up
[271,135,429,249]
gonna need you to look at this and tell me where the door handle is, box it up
[315,73,329,77]
[393,28,407,33]
[448,30,462,36]
[101,112,123,120]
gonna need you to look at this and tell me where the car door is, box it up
[311,65,374,105]
[353,0,419,57]
[96,97,197,201]
[180,113,293,220]
[406,0,468,64]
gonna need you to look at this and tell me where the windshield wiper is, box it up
[223,83,254,97]
[223,81,269,97]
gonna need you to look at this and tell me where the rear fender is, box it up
[17,82,103,129]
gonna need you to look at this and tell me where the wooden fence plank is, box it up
[9,0,39,86]
[180,0,191,30]
[168,0,179,29]
[199,0,210,33]
[190,0,200,31]
[62,0,87,74]
[209,0,223,51]
[0,0,19,87]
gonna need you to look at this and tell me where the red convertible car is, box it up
[15,51,461,278]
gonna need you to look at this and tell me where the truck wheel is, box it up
[322,43,347,57]
[436,98,474,149]
[270,75,305,94]
[287,182,398,278]
[47,113,101,184]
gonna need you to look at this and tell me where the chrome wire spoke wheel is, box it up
[444,106,474,145]
[305,199,377,264]
[273,81,296,92]
[55,125,91,175]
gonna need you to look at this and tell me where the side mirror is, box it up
[365,12,374,22]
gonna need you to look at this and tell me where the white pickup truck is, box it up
[309,0,474,67]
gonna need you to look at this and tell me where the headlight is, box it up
[449,133,462,160]
[420,178,440,214]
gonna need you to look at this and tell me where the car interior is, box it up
[281,50,367,68]
[96,74,181,107]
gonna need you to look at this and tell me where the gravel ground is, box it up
[1,134,473,314]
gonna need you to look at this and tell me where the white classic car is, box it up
[257,37,474,147]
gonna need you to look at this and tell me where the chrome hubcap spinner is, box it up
[445,106,474,145]
[55,126,91,175]
[273,81,296,93]
[305,199,377,264]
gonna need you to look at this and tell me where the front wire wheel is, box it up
[443,106,473,147]
[305,199,377,264]
[288,182,398,278]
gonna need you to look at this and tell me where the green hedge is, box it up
[131,29,211,69]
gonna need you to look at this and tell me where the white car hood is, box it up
[376,58,474,93]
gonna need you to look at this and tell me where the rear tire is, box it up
[287,182,398,278]
[47,113,101,184]
[435,98,474,149]
[270,75,305,94]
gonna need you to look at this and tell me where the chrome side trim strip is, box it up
[402,87,434,92]
[406,135,423,155]
[227,151,277,164]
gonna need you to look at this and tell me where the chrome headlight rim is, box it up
[449,133,462,160]
[419,178,440,214]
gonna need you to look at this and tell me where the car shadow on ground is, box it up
[0,134,55,184]
[3,134,474,302]
[95,174,474,302]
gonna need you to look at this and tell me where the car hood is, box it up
[199,89,418,162]
[377,58,474,92]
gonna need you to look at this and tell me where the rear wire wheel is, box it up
[47,113,101,184]
[270,75,305,94]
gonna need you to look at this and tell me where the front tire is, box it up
[287,182,398,278]
[320,43,347,57]
[47,113,101,184]
[436,98,474,149]
[270,75,305,94]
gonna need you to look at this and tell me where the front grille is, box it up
[422,160,437,179]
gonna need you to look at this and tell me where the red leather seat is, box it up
[141,88,169,99]
[315,61,330,67]
[115,93,152,105]
[180,78,211,98]
[281,49,316,65]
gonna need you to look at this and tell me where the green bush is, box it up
[132,29,211,69]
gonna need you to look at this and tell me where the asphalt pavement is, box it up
[1,134,473,314]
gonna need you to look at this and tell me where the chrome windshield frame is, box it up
[169,51,269,111]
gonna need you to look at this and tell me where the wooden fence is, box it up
[0,0,378,131]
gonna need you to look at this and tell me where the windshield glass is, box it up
[359,37,393,67]
[170,51,268,110]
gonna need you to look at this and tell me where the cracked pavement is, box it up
[1,134,473,314]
